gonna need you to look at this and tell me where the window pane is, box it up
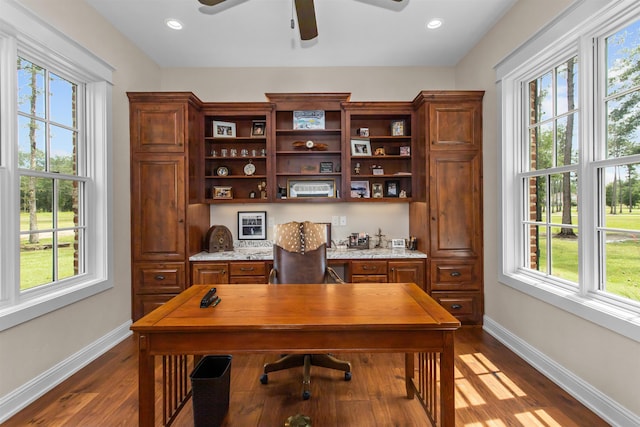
[530,71,553,124]
[49,72,77,128]
[602,164,640,217]
[17,115,46,171]
[527,224,547,273]
[58,229,80,281]
[17,58,45,119]
[602,231,640,303]
[550,230,579,283]
[50,125,77,175]
[20,231,54,290]
[20,176,52,232]
[530,122,553,170]
[606,19,640,96]
[528,176,547,222]
[606,91,640,159]
[550,172,578,227]
[58,179,81,222]
[556,57,578,115]
[556,113,579,166]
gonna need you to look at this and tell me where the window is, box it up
[0,3,113,331]
[17,57,86,291]
[498,0,640,341]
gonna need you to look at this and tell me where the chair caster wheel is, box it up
[260,374,268,384]
[302,390,311,400]
[345,372,352,381]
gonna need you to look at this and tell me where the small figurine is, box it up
[258,181,267,199]
[399,190,407,198]
[354,162,361,175]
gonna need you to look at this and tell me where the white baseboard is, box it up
[483,316,639,427]
[0,321,132,424]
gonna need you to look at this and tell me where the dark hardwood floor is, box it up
[2,327,609,426]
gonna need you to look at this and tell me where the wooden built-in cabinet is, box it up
[350,259,425,289]
[129,93,210,320]
[410,91,484,325]
[192,259,424,288]
[129,91,483,325]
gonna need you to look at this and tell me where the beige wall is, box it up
[0,0,160,396]
[2,0,638,421]
[456,0,640,416]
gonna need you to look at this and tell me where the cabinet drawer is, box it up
[351,274,388,283]
[430,259,481,291]
[230,262,266,276]
[351,260,387,275]
[230,276,268,284]
[133,262,185,294]
[432,293,482,325]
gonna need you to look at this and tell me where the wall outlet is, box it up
[331,216,339,226]
[340,216,347,226]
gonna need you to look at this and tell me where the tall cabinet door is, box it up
[131,154,186,261]
[428,151,482,259]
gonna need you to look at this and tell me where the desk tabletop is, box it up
[131,283,460,333]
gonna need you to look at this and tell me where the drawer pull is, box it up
[362,265,377,271]
[240,267,255,271]
[155,275,165,281]
[450,304,462,310]
[449,271,461,277]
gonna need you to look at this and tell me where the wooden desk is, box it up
[131,283,460,426]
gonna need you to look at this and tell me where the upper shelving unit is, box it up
[343,103,414,202]
[267,93,350,202]
[202,103,273,203]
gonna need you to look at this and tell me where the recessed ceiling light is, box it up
[165,19,183,30]
[426,19,442,30]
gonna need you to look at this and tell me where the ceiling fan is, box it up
[197,0,402,41]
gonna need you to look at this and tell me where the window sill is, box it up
[499,271,640,343]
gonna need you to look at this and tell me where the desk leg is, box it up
[405,352,415,399]
[138,334,155,427]
[440,331,455,427]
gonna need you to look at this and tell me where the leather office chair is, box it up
[260,221,352,400]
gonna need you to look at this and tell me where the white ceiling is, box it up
[85,0,518,68]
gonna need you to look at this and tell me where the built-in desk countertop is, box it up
[189,247,427,261]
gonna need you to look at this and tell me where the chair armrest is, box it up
[268,268,277,284]
[326,267,345,284]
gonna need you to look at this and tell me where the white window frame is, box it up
[0,0,113,331]
[498,0,640,343]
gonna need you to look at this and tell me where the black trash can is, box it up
[190,355,232,427]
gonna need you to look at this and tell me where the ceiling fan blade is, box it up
[294,0,318,40]
[198,0,227,6]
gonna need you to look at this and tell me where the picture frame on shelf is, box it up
[384,180,400,197]
[238,211,267,240]
[293,110,325,129]
[213,120,236,138]
[319,161,333,173]
[350,180,370,198]
[288,179,336,198]
[350,138,372,156]
[213,186,233,199]
[390,120,405,136]
[357,127,369,137]
[372,183,384,198]
[301,164,320,174]
[400,146,411,156]
[251,120,266,137]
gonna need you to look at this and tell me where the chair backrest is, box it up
[272,244,328,284]
[271,221,329,284]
